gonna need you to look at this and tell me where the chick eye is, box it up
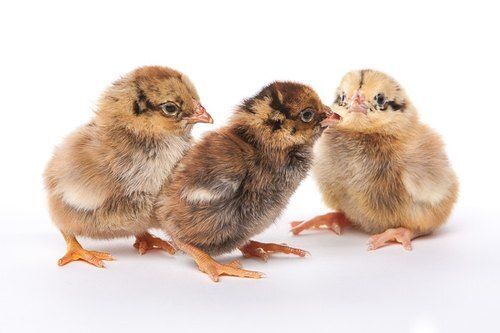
[160,102,180,115]
[374,93,386,108]
[340,92,346,104]
[299,108,315,123]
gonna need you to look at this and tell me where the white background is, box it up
[1,1,499,332]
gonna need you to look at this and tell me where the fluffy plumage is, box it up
[156,81,332,281]
[44,65,212,267]
[292,70,458,250]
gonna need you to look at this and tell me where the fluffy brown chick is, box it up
[291,70,458,251]
[44,66,212,267]
[155,81,334,281]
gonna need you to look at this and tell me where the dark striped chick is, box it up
[155,82,339,281]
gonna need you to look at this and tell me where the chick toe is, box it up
[202,261,263,282]
[58,248,113,268]
[290,212,350,236]
[227,260,243,269]
[367,228,416,251]
[239,240,309,261]
[57,233,113,268]
[134,232,176,256]
[175,240,263,282]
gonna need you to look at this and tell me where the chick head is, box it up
[97,66,212,136]
[332,69,416,134]
[234,81,334,148]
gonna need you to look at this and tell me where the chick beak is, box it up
[186,100,213,124]
[349,90,368,115]
[320,105,342,128]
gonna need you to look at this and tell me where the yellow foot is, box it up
[239,240,309,261]
[58,232,114,268]
[367,227,417,251]
[174,240,264,282]
[291,212,350,235]
[197,257,264,282]
[58,248,113,268]
[134,232,176,255]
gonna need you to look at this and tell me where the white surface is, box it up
[1,1,499,332]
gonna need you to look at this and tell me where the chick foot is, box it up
[291,212,350,235]
[175,240,264,282]
[367,227,418,251]
[134,232,176,255]
[58,233,113,268]
[239,240,309,261]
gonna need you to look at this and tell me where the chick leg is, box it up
[239,240,309,261]
[367,227,420,251]
[290,212,350,235]
[134,232,176,255]
[58,232,114,268]
[174,240,264,282]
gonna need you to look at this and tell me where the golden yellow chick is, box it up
[44,66,212,267]
[291,70,458,250]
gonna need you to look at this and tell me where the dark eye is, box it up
[160,102,180,115]
[340,92,346,104]
[374,93,386,108]
[299,108,315,123]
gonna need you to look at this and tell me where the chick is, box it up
[155,81,335,281]
[291,70,458,251]
[44,66,213,267]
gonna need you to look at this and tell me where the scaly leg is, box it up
[58,232,114,268]
[239,240,309,261]
[134,232,176,255]
[291,212,350,235]
[175,240,264,282]
[367,227,420,251]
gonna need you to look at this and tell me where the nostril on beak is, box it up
[185,99,213,124]
[352,90,363,105]
[196,105,206,115]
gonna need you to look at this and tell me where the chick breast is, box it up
[313,124,458,235]
[156,129,311,255]
[45,122,192,239]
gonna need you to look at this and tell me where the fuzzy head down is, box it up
[96,66,212,137]
[332,69,417,134]
[231,81,332,149]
